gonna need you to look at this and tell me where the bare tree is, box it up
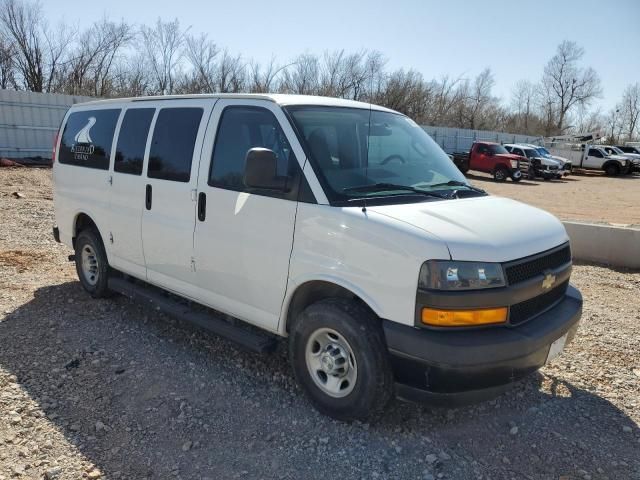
[541,40,602,134]
[459,68,496,129]
[140,18,185,94]
[249,56,290,93]
[573,105,604,135]
[111,53,152,97]
[183,32,218,92]
[0,0,72,92]
[375,69,433,121]
[62,18,132,96]
[603,106,624,143]
[427,75,464,126]
[620,83,640,141]
[215,49,245,93]
[280,53,320,95]
[510,80,536,134]
[0,33,16,88]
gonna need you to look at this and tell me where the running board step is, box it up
[108,277,277,353]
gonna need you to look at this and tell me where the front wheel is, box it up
[289,298,394,421]
[493,167,508,182]
[604,163,620,176]
[74,228,111,298]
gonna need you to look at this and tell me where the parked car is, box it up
[520,144,572,175]
[616,145,640,155]
[52,94,582,420]
[503,144,563,180]
[546,144,631,176]
[454,141,523,181]
[601,145,640,174]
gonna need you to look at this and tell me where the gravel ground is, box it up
[1,168,639,480]
[469,170,640,227]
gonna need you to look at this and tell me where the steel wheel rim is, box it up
[495,170,505,180]
[305,327,357,398]
[80,244,99,286]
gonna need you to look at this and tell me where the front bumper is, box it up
[384,285,582,406]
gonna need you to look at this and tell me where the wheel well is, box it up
[72,213,99,248]
[603,161,621,171]
[285,281,374,333]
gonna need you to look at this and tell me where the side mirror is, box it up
[244,148,288,191]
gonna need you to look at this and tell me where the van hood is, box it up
[369,196,568,263]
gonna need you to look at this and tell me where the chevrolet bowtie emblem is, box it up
[542,273,556,290]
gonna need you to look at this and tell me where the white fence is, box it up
[422,125,543,154]
[0,89,93,161]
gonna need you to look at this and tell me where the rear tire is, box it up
[74,228,111,298]
[289,298,394,421]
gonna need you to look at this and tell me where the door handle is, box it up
[145,184,152,210]
[197,192,206,221]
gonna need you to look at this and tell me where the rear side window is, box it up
[114,108,155,175]
[148,108,203,182]
[209,106,294,190]
[589,149,603,158]
[58,109,121,169]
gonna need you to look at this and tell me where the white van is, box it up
[52,94,582,420]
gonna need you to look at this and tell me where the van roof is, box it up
[75,93,399,114]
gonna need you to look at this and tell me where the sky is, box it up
[42,0,640,113]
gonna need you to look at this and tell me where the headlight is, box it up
[418,260,506,290]
[510,160,519,168]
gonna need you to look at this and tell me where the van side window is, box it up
[148,108,203,182]
[209,106,295,190]
[114,108,155,175]
[58,109,121,169]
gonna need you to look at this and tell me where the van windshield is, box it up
[286,106,468,204]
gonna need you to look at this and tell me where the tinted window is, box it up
[114,108,155,175]
[148,108,203,182]
[589,149,603,158]
[488,144,508,154]
[59,109,121,169]
[209,106,295,190]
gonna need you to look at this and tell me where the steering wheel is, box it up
[380,154,406,165]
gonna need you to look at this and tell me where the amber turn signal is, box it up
[421,306,508,327]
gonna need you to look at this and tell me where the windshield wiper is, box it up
[428,180,486,195]
[343,183,448,199]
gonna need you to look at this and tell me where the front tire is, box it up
[289,298,394,421]
[74,228,111,298]
[493,167,508,182]
[604,163,620,176]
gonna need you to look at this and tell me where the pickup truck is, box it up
[452,142,523,182]
[601,145,640,174]
[545,145,632,176]
[504,144,563,180]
